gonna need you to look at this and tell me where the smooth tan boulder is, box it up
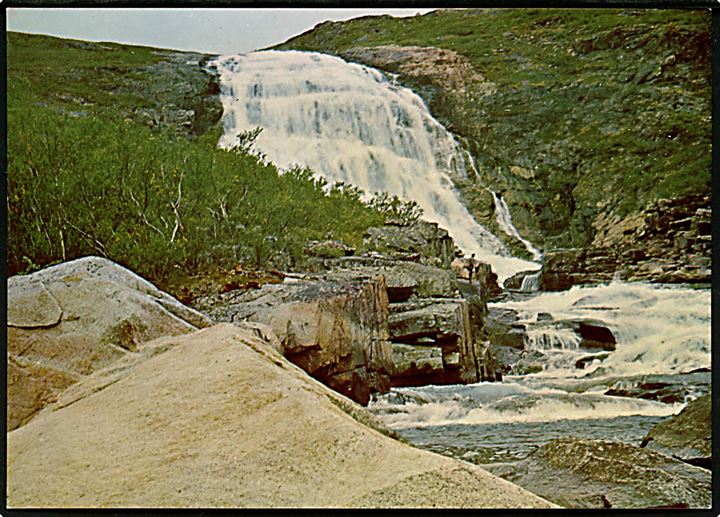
[7,323,556,509]
[7,256,212,430]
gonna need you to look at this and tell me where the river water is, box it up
[369,281,710,464]
[211,49,711,466]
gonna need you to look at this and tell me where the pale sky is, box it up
[7,8,435,55]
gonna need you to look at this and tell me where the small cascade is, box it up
[491,191,543,260]
[493,282,711,378]
[210,50,539,282]
[520,271,541,292]
[525,328,581,351]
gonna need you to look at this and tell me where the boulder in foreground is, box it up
[7,324,555,509]
[641,394,711,468]
[7,256,211,430]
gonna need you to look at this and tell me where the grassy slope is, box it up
[277,9,711,252]
[7,32,396,290]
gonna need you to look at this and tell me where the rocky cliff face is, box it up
[539,193,711,291]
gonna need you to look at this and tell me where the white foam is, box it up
[492,282,711,377]
[210,50,538,282]
[371,386,683,429]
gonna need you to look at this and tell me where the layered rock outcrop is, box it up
[7,323,556,509]
[7,256,211,430]
[540,194,711,291]
[195,256,499,400]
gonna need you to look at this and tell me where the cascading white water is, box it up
[491,191,542,260]
[494,281,711,378]
[210,50,538,282]
[520,271,541,292]
[525,327,580,351]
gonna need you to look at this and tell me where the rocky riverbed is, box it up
[6,218,711,509]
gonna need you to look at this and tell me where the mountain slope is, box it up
[276,8,711,254]
[7,32,405,290]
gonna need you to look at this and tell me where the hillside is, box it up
[7,32,412,291]
[277,8,711,254]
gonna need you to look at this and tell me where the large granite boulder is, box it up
[641,394,711,468]
[7,324,555,509]
[7,256,211,430]
[484,438,711,509]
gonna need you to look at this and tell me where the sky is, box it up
[6,8,435,55]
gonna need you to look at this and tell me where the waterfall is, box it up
[210,50,538,282]
[491,191,542,260]
[520,271,541,292]
[525,328,580,351]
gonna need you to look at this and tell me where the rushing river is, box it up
[211,49,711,466]
[369,282,710,464]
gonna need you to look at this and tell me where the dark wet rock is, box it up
[575,321,616,351]
[485,307,525,350]
[484,438,711,509]
[641,394,711,466]
[575,352,611,370]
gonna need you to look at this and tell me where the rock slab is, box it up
[484,438,711,509]
[641,394,711,467]
[7,324,555,509]
[7,256,211,430]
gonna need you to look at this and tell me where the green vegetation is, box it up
[7,32,411,288]
[278,8,711,250]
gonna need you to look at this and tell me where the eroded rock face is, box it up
[7,256,211,430]
[195,270,394,405]
[484,438,711,509]
[541,194,711,291]
[7,324,555,509]
[641,394,711,468]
